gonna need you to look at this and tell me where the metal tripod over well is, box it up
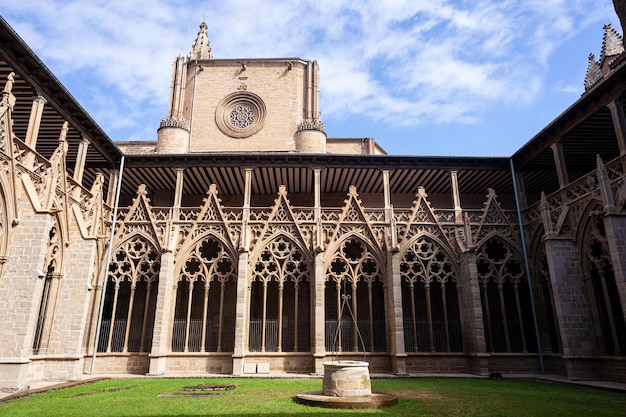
[331,293,367,363]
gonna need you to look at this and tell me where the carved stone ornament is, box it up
[215,92,266,138]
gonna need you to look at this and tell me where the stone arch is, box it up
[476,234,537,353]
[32,214,64,354]
[172,233,237,352]
[0,176,11,268]
[324,233,387,353]
[399,233,462,352]
[248,233,311,353]
[578,202,626,355]
[98,233,160,353]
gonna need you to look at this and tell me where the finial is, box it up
[190,20,213,59]
[600,23,624,63]
[584,53,602,91]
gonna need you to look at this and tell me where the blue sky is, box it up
[1,0,621,156]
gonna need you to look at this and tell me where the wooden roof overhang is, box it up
[512,58,626,198]
[121,153,513,198]
[0,16,121,190]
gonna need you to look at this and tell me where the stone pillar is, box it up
[72,137,90,185]
[24,95,46,148]
[602,215,626,323]
[232,252,250,376]
[543,238,595,378]
[148,250,176,375]
[311,168,325,374]
[606,100,626,155]
[45,224,98,380]
[457,250,488,375]
[312,251,325,374]
[550,142,569,188]
[0,205,52,392]
[386,251,406,374]
[233,169,252,375]
[450,171,462,223]
[106,170,120,207]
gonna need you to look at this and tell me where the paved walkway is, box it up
[2,372,625,403]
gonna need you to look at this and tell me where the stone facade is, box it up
[1,19,626,393]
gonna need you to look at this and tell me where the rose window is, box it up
[229,104,255,128]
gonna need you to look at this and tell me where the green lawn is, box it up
[1,377,624,417]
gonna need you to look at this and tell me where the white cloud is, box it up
[0,0,620,146]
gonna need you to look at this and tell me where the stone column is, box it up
[386,251,406,374]
[311,168,325,374]
[232,252,250,376]
[457,250,488,375]
[24,95,46,148]
[232,168,252,375]
[148,250,176,375]
[607,100,626,155]
[543,238,595,378]
[450,171,462,223]
[72,137,90,185]
[312,251,325,374]
[47,224,99,380]
[550,142,569,188]
[106,170,120,207]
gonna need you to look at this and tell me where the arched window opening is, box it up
[477,236,537,353]
[172,236,237,352]
[98,236,160,353]
[248,236,310,352]
[324,238,386,353]
[33,222,61,355]
[399,236,462,353]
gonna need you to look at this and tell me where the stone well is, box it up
[322,361,371,397]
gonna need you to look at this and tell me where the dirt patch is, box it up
[158,383,236,398]
[393,389,447,401]
[64,385,136,398]
[180,384,235,392]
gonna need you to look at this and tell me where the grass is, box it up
[1,377,625,417]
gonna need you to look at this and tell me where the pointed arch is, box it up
[399,233,462,353]
[98,233,161,353]
[324,234,386,353]
[0,171,12,267]
[32,214,65,354]
[172,232,238,353]
[248,233,311,353]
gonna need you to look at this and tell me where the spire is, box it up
[600,23,624,64]
[190,21,212,59]
[584,53,602,91]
